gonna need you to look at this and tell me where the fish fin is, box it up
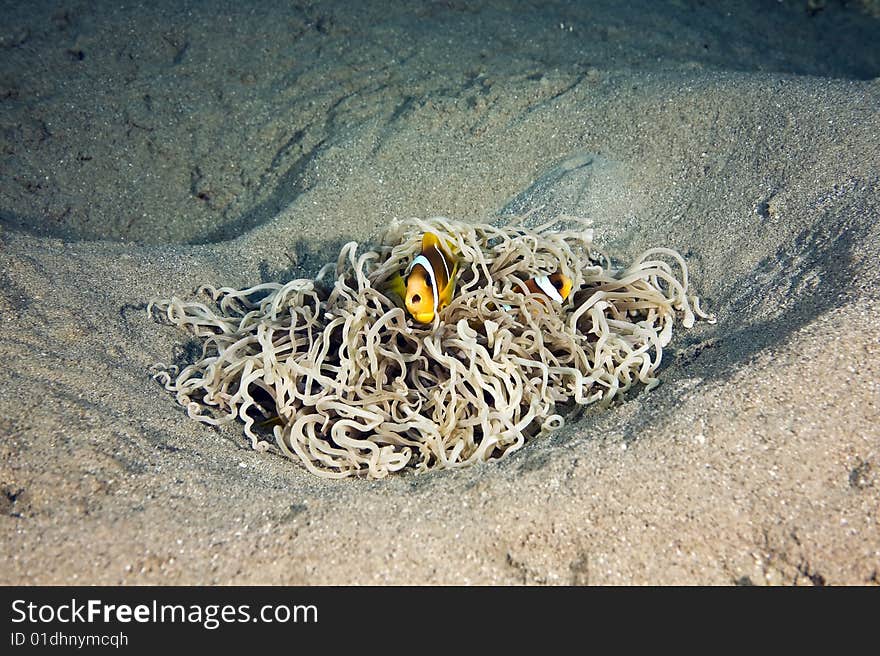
[384,273,407,306]
[439,258,460,309]
[422,231,441,252]
[423,231,458,258]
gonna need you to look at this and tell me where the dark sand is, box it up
[1,0,878,584]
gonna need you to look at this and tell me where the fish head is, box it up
[405,264,436,323]
[550,272,573,302]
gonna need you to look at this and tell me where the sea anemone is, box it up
[149,215,713,479]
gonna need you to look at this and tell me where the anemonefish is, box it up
[388,232,459,323]
[521,271,573,304]
[498,271,573,311]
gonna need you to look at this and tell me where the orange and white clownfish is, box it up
[522,271,572,304]
[388,232,459,323]
[500,271,573,310]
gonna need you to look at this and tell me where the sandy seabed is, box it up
[1,0,878,584]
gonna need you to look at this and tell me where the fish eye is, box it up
[553,279,562,289]
[412,294,421,303]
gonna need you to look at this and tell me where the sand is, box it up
[1,0,878,585]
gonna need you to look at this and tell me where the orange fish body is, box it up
[522,271,572,304]
[404,232,459,323]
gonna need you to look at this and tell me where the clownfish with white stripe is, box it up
[521,271,573,304]
[387,232,459,324]
[499,270,573,311]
